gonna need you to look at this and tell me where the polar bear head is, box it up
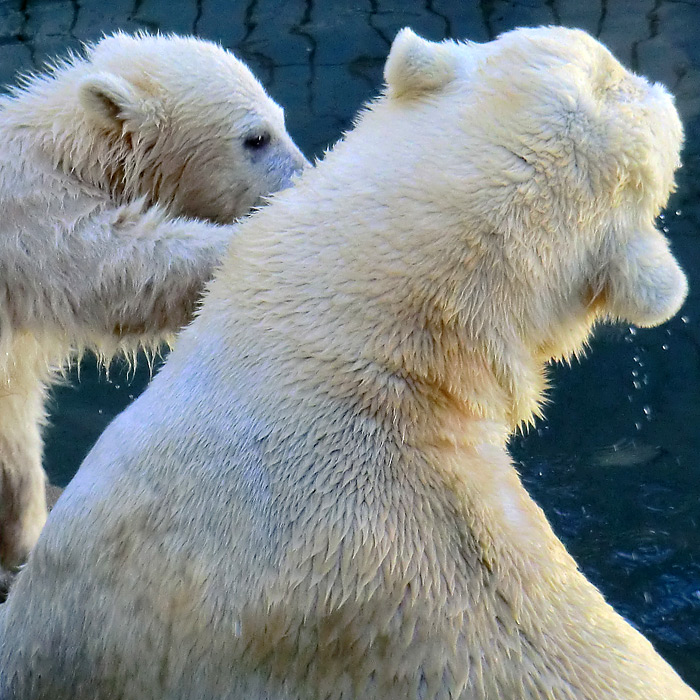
[297,27,686,428]
[382,27,686,340]
[388,27,687,424]
[21,33,307,223]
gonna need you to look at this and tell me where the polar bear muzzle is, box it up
[598,225,688,327]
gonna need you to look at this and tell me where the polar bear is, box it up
[0,32,306,572]
[0,26,696,700]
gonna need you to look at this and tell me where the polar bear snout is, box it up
[261,141,309,193]
[601,227,688,328]
[277,156,308,192]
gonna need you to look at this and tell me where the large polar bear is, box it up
[0,33,306,572]
[0,26,696,700]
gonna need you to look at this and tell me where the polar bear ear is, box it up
[384,28,458,99]
[599,228,688,328]
[79,73,156,133]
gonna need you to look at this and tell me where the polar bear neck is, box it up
[212,194,582,448]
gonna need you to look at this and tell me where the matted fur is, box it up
[0,27,695,699]
[0,32,306,570]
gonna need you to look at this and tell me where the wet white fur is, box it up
[0,32,306,569]
[0,26,695,700]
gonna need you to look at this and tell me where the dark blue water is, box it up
[0,0,698,689]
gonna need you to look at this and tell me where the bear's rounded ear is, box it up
[384,28,458,100]
[599,228,687,328]
[78,73,155,132]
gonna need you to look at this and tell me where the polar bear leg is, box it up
[0,211,233,571]
[7,203,234,345]
[0,365,47,570]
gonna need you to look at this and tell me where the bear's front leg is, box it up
[0,362,48,572]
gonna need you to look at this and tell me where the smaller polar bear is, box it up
[1,27,696,700]
[0,32,306,572]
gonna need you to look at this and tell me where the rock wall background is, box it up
[0,0,698,689]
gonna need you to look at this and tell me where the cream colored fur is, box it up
[0,26,695,700]
[0,32,306,570]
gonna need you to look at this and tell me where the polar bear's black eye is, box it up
[244,132,271,150]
